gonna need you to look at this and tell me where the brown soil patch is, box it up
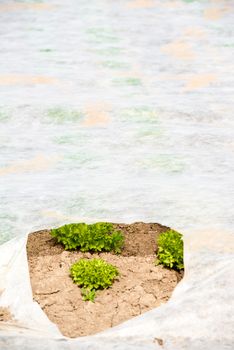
[0,307,13,322]
[27,222,183,338]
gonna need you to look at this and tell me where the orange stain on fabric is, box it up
[161,40,195,60]
[82,103,111,127]
[127,0,156,8]
[0,75,59,85]
[163,1,182,9]
[0,155,61,176]
[204,7,231,20]
[115,65,144,80]
[41,210,77,222]
[186,229,234,253]
[41,210,101,224]
[0,3,54,12]
[158,73,217,92]
[183,74,217,92]
[183,27,206,39]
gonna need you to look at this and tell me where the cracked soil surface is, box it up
[27,222,183,338]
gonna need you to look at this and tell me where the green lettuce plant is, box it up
[50,222,124,253]
[155,229,184,270]
[70,258,119,301]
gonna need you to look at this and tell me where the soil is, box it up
[0,307,13,322]
[27,222,183,338]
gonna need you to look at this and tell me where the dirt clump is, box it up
[27,222,183,338]
[0,307,13,322]
[114,222,170,256]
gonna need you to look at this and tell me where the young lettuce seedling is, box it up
[70,258,119,302]
[51,222,124,253]
[155,229,184,270]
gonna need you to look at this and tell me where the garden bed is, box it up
[27,222,183,338]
